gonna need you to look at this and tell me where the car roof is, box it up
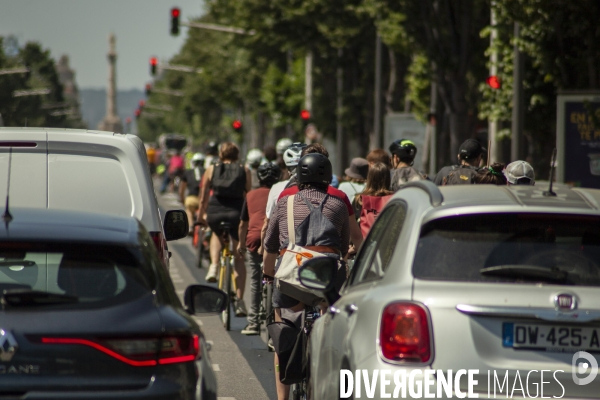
[395,181,600,212]
[0,127,118,135]
[0,207,140,245]
[437,185,600,210]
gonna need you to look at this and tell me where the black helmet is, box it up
[297,153,332,185]
[205,141,219,156]
[257,162,281,186]
[389,139,417,161]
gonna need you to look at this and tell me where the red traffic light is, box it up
[150,57,158,76]
[486,75,501,90]
[232,120,242,131]
[135,109,141,118]
[145,83,152,96]
[126,117,132,124]
[139,100,146,107]
[300,109,311,120]
[171,7,180,36]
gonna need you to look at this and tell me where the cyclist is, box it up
[198,142,252,316]
[263,153,350,400]
[275,138,294,180]
[504,160,535,185]
[204,140,219,170]
[246,148,265,190]
[238,162,281,335]
[433,139,484,185]
[474,163,507,185]
[353,162,394,236]
[261,143,305,259]
[276,143,364,253]
[389,139,426,191]
[179,152,205,234]
[338,157,368,204]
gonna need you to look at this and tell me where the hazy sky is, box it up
[0,0,205,90]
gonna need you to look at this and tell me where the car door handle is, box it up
[344,304,358,315]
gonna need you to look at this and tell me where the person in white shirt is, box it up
[338,157,368,204]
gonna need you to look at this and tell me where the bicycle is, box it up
[258,276,274,351]
[216,221,237,331]
[192,222,210,269]
[290,305,321,400]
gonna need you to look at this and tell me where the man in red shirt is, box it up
[237,162,281,335]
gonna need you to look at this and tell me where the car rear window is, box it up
[0,242,154,307]
[413,213,600,286]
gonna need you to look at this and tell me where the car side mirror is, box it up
[184,285,227,314]
[164,209,189,241]
[298,257,341,305]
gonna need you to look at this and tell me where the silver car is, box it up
[301,182,600,399]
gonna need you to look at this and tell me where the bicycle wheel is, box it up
[195,227,204,269]
[221,255,232,331]
[262,282,274,351]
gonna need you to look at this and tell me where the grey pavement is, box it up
[157,190,277,400]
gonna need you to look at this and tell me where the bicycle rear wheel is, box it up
[262,282,274,351]
[221,255,232,331]
[195,227,204,269]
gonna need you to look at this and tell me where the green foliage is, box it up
[405,53,431,122]
[0,38,85,128]
[260,58,305,130]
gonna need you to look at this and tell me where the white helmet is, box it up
[283,142,307,167]
[246,148,263,167]
[191,152,205,165]
[276,138,293,155]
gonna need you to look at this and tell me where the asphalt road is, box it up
[157,190,277,400]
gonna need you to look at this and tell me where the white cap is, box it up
[505,161,535,185]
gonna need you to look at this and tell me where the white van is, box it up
[0,128,174,268]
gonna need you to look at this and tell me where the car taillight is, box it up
[150,231,166,261]
[41,334,199,366]
[379,302,431,363]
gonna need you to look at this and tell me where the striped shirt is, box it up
[264,188,350,256]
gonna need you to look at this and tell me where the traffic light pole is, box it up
[511,22,524,161]
[488,5,499,164]
[181,21,255,36]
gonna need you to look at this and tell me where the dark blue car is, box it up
[0,208,226,399]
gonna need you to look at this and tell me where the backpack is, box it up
[442,165,479,185]
[211,163,246,198]
[359,194,393,237]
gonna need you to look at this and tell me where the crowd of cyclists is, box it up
[149,136,536,400]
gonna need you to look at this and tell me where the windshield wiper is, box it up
[480,265,568,283]
[1,289,78,307]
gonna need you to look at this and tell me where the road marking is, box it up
[212,364,220,371]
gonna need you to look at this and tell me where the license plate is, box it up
[503,322,600,352]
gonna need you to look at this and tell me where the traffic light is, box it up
[486,75,501,90]
[139,100,146,108]
[126,117,132,124]
[171,7,180,36]
[135,108,141,120]
[150,57,158,76]
[300,109,311,121]
[232,120,242,132]
[145,83,152,96]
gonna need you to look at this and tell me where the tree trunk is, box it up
[385,48,397,114]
